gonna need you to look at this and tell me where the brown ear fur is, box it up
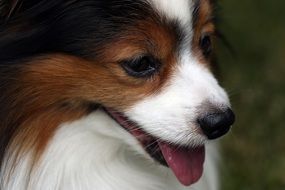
[0,55,95,174]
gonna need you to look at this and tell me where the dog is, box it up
[0,0,235,189]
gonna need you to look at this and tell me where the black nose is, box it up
[197,108,235,140]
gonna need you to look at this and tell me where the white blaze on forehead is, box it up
[148,0,193,24]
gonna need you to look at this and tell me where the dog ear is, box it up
[0,0,22,20]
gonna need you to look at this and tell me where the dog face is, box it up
[0,0,235,187]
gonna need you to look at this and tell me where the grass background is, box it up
[216,0,285,189]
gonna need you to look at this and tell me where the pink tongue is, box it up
[158,142,205,186]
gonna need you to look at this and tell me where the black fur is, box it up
[0,0,160,175]
[0,0,156,63]
[0,0,191,175]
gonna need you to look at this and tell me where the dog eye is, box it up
[200,34,212,57]
[121,56,160,78]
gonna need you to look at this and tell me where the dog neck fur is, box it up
[1,110,218,190]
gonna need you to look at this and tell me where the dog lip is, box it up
[103,107,168,166]
[103,107,206,186]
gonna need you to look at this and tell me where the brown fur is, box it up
[192,0,216,64]
[0,0,217,183]
[0,16,179,175]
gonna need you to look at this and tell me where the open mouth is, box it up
[104,107,205,186]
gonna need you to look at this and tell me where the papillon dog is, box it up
[0,0,235,189]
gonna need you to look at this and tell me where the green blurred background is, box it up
[217,0,285,189]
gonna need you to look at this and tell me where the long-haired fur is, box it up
[0,1,231,190]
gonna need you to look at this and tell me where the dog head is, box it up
[0,0,235,186]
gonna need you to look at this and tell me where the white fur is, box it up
[1,54,227,189]
[1,110,218,190]
[148,0,192,25]
[1,1,228,189]
[148,0,195,49]
[126,49,230,147]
